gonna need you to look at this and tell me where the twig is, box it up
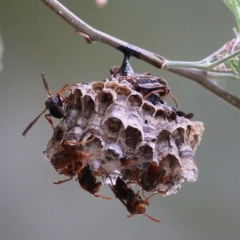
[41,0,240,110]
[163,49,240,71]
[169,68,240,110]
[41,0,165,68]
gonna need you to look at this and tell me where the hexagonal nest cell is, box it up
[43,71,204,197]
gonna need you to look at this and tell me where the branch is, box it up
[41,0,240,110]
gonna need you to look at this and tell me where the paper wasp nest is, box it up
[43,73,204,196]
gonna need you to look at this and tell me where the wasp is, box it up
[119,156,168,201]
[51,136,96,184]
[77,165,111,200]
[53,162,83,184]
[140,162,166,192]
[22,72,71,136]
[139,161,168,202]
[121,73,178,107]
[132,76,178,107]
[103,171,160,222]
[119,156,140,184]
[120,160,168,201]
[51,145,90,171]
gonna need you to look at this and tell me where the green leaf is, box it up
[223,0,240,31]
[228,57,240,74]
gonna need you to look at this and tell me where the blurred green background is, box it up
[1,1,240,240]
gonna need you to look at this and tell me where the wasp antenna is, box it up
[127,213,135,218]
[127,212,160,223]
[22,108,47,137]
[98,195,112,200]
[143,213,161,223]
[169,92,178,108]
[41,72,52,96]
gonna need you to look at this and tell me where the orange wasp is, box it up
[51,136,95,184]
[53,162,83,184]
[140,162,168,201]
[77,165,111,200]
[120,157,168,201]
[134,76,178,107]
[103,169,160,222]
[22,72,71,136]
